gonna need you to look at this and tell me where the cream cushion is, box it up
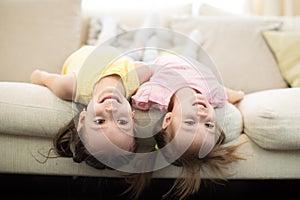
[0,0,82,82]
[237,88,300,150]
[170,17,288,94]
[0,82,76,138]
[0,82,242,145]
[263,31,300,87]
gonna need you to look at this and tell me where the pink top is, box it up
[131,55,227,111]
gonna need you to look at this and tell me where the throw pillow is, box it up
[263,31,300,87]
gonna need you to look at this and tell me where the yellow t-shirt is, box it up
[61,45,140,105]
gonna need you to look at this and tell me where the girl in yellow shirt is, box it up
[31,45,153,170]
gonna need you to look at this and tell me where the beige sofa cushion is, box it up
[237,88,300,150]
[0,82,242,145]
[0,0,82,82]
[170,17,288,94]
[0,82,76,138]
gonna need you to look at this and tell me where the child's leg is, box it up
[226,87,245,104]
[30,69,75,101]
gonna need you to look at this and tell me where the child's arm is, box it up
[226,87,245,104]
[30,69,75,101]
[134,61,153,85]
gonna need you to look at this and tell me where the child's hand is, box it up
[226,88,245,104]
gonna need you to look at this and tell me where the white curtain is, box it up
[248,0,300,16]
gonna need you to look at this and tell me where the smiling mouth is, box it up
[193,101,206,108]
[100,95,121,103]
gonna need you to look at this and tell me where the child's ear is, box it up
[77,110,87,132]
[162,112,172,129]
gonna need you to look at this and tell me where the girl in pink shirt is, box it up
[131,54,244,200]
[132,54,228,111]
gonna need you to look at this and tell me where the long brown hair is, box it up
[119,114,245,200]
[153,127,245,200]
[52,113,109,169]
[51,110,153,200]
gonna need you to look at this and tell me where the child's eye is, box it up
[185,120,196,125]
[117,120,128,125]
[205,123,215,129]
[95,119,105,124]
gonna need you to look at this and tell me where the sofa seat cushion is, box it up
[0,82,76,138]
[237,88,300,150]
[0,82,242,145]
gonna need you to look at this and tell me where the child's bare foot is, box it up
[30,69,47,86]
[226,88,245,104]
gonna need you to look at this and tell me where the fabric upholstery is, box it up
[0,82,242,145]
[0,82,76,138]
[1,133,299,178]
[237,88,300,150]
[0,0,82,82]
[170,17,288,94]
[1,0,300,180]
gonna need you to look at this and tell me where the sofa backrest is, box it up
[80,3,193,46]
[0,0,82,82]
[1,0,299,95]
[170,16,290,94]
[81,8,300,94]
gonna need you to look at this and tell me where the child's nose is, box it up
[105,104,117,112]
[197,110,208,117]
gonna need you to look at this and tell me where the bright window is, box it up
[82,0,249,14]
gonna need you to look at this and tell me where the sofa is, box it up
[1,0,300,191]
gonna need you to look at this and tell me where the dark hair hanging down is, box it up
[52,113,107,169]
[152,125,245,200]
[51,111,150,199]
